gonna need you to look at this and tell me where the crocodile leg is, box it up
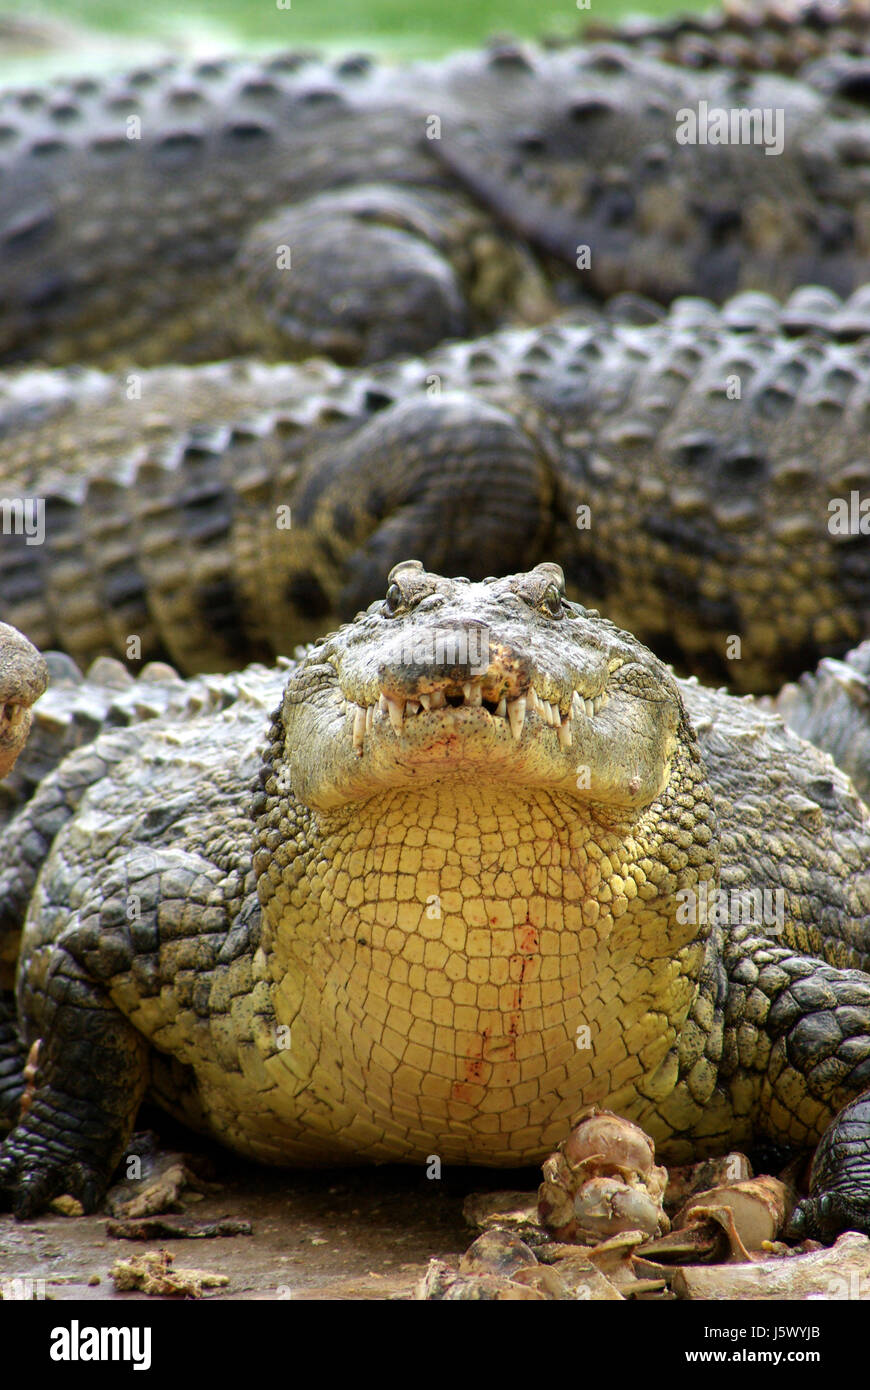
[233,187,468,364]
[0,949,149,1217]
[0,832,246,1217]
[231,185,552,365]
[281,393,556,638]
[0,722,269,1218]
[719,929,870,1238]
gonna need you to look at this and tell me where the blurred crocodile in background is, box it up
[2,6,870,368]
[0,291,867,692]
[585,0,870,79]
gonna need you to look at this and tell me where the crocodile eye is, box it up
[384,582,403,615]
[541,584,563,619]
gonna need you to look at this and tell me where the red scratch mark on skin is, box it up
[509,921,539,1003]
[495,924,541,1063]
[511,957,531,1011]
[451,925,541,1093]
[464,1027,490,1083]
[452,1029,492,1097]
[518,924,539,955]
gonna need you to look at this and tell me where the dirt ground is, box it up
[0,1120,538,1301]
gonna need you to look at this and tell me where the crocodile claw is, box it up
[0,1128,109,1219]
[787,1190,870,1244]
[786,1092,870,1244]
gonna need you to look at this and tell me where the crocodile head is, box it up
[255,564,720,1163]
[280,560,696,814]
[0,622,48,779]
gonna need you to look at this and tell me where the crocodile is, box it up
[1,292,868,693]
[0,562,868,1241]
[3,32,870,369]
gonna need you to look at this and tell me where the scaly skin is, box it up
[0,51,554,369]
[0,622,48,1120]
[584,0,870,81]
[0,622,47,780]
[2,37,870,366]
[768,641,870,806]
[0,653,285,992]
[0,650,256,839]
[0,647,273,1122]
[1,292,869,691]
[0,563,868,1240]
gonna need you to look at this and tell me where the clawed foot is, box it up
[0,1124,110,1219]
[786,1093,870,1244]
[788,1189,870,1243]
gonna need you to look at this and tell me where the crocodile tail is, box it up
[770,641,870,805]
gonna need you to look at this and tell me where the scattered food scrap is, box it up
[110,1249,229,1299]
[426,1108,851,1301]
[106,1216,252,1241]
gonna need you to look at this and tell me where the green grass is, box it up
[6,0,713,60]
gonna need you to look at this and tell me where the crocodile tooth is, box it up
[543,700,556,726]
[508,696,526,742]
[429,690,446,709]
[495,697,507,719]
[584,698,595,718]
[462,681,473,703]
[572,691,584,720]
[365,704,374,734]
[558,720,573,750]
[467,683,482,706]
[379,693,389,714]
[527,688,539,712]
[406,700,421,717]
[385,696,404,733]
[419,693,431,710]
[352,704,366,754]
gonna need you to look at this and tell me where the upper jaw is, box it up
[342,674,610,758]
